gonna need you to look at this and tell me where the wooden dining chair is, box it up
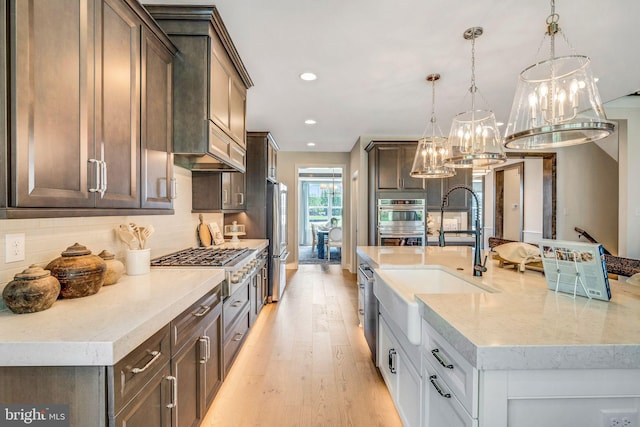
[327,227,342,261]
[311,223,318,255]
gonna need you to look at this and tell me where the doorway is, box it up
[494,162,524,241]
[297,167,343,264]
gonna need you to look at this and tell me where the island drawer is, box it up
[172,286,222,355]
[422,320,478,418]
[110,324,171,414]
[422,355,476,427]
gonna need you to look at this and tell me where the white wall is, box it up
[276,151,351,269]
[0,166,224,286]
[503,167,521,241]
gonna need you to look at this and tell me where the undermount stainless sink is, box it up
[373,268,490,345]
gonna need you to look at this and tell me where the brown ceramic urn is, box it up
[2,265,61,314]
[46,243,107,298]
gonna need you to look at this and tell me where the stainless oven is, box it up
[377,199,425,246]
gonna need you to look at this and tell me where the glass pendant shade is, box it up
[410,73,455,178]
[411,136,455,178]
[445,27,506,169]
[504,55,613,149]
[446,109,505,168]
[504,2,614,149]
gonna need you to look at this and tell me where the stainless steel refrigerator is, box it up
[267,182,289,302]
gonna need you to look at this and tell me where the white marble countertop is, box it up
[0,267,226,367]
[357,245,640,370]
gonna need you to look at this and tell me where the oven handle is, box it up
[379,232,426,237]
[378,205,425,211]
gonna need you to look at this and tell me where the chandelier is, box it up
[410,73,455,178]
[504,0,614,149]
[445,27,506,168]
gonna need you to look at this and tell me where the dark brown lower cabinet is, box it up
[113,364,172,427]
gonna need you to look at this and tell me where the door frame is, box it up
[494,162,524,241]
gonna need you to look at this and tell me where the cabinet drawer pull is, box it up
[233,332,244,342]
[166,375,177,408]
[131,350,162,374]
[193,305,211,318]
[429,375,451,398]
[88,159,101,194]
[199,337,208,364]
[170,177,177,200]
[230,300,243,308]
[205,336,211,361]
[358,309,365,315]
[431,348,454,369]
[388,348,397,374]
[100,160,107,197]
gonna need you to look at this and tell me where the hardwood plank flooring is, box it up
[202,265,402,427]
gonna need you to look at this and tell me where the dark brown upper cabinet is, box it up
[1,0,177,218]
[147,6,253,173]
[366,141,426,191]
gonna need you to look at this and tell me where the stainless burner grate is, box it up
[151,247,250,267]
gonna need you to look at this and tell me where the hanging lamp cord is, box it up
[430,78,437,138]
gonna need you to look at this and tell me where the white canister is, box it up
[126,249,151,276]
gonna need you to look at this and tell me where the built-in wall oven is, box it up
[377,199,426,246]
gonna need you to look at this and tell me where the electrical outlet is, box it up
[601,410,639,427]
[5,233,26,263]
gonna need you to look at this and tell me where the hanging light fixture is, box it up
[445,27,506,168]
[411,73,455,178]
[504,0,614,149]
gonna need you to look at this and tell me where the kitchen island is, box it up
[357,245,640,427]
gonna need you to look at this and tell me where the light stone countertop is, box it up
[357,245,640,370]
[0,268,226,366]
[0,239,269,367]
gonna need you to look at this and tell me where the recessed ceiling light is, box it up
[305,119,317,125]
[300,72,317,81]
[496,122,504,126]
[594,77,600,82]
[307,142,316,147]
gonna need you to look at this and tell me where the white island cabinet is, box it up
[356,246,640,427]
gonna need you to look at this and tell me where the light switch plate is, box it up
[5,233,26,263]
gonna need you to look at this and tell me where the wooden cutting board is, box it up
[198,214,212,247]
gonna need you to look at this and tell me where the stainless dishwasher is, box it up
[358,264,378,365]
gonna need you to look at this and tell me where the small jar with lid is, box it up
[98,250,125,285]
[2,265,61,314]
[46,243,107,298]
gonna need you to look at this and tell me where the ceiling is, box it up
[144,0,640,152]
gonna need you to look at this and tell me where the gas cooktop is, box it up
[150,247,251,267]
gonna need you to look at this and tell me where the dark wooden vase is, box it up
[46,243,107,299]
[2,265,61,314]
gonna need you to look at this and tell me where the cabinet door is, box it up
[267,141,277,181]
[222,172,245,210]
[202,302,223,410]
[426,179,443,210]
[376,146,401,190]
[141,28,174,209]
[378,315,398,396]
[171,338,202,427]
[209,49,230,130]
[423,358,477,427]
[401,144,425,190]
[114,364,172,427]
[229,78,246,147]
[444,169,471,210]
[12,0,95,208]
[96,0,140,208]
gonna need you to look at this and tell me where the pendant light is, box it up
[445,27,506,169]
[504,0,614,149]
[410,73,455,179]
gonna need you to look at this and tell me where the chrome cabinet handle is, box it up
[131,350,161,374]
[166,375,177,408]
[237,193,244,205]
[199,337,208,364]
[223,189,228,204]
[358,309,365,315]
[388,349,397,374]
[192,305,211,318]
[233,332,244,342]
[100,160,107,197]
[205,336,211,361]
[429,375,451,398]
[230,300,243,308]
[431,348,454,369]
[88,159,101,193]
[170,177,177,199]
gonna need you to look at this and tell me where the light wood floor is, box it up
[202,264,402,427]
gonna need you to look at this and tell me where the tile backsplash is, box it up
[0,166,223,286]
